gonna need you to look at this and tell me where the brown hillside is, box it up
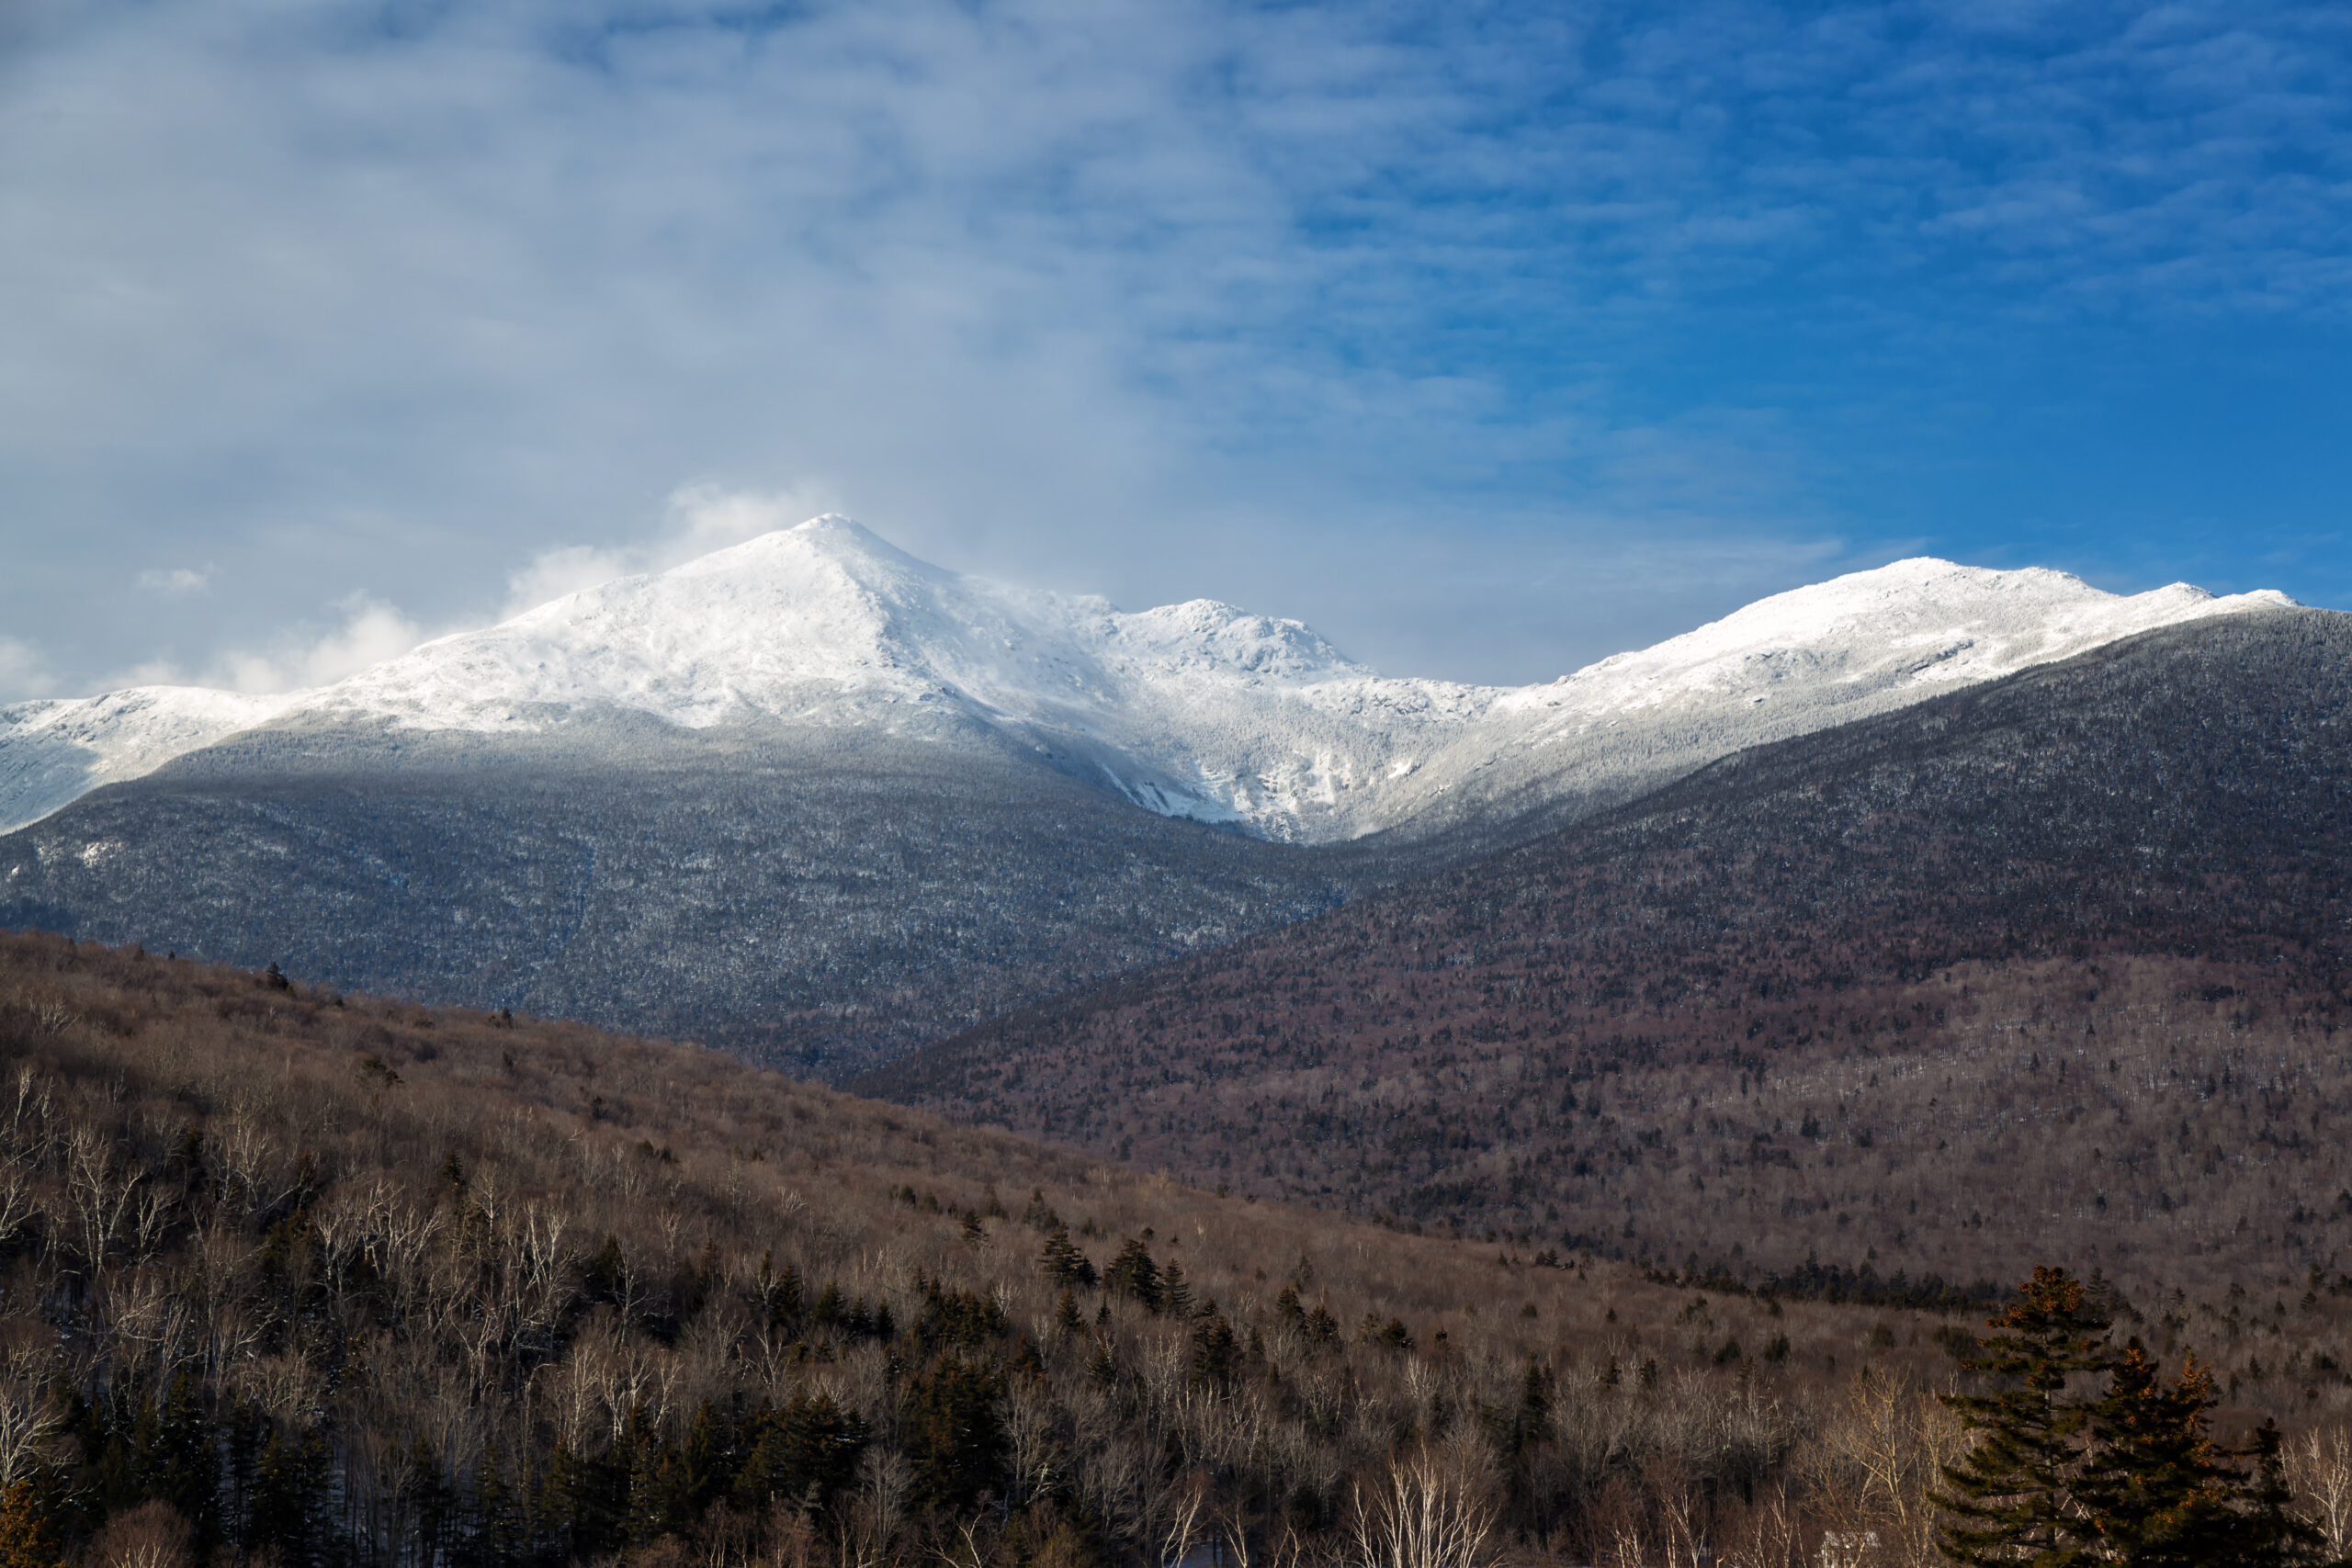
[869,611,2352,1307]
[10,930,2352,1566]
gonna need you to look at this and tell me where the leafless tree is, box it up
[2287,1427,2352,1562]
[1347,1442,1500,1568]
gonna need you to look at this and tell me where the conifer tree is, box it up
[1934,1266,2114,1564]
[1039,1224,1097,1289]
[1161,1260,1194,1318]
[403,1437,454,1568]
[754,1248,808,1332]
[906,1355,1004,1513]
[2077,1342,2241,1564]
[467,1437,520,1568]
[0,1484,62,1568]
[151,1371,218,1550]
[1191,1309,1238,1384]
[1104,1237,1161,1310]
[2230,1421,2328,1568]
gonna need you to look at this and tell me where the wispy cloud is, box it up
[108,596,435,696]
[0,637,57,703]
[500,483,842,616]
[137,566,213,595]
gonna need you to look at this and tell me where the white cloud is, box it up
[499,482,842,616]
[203,596,434,694]
[136,566,213,595]
[499,546,636,618]
[0,637,58,702]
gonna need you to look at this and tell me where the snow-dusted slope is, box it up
[0,687,303,836]
[1379,558,2297,832]
[0,519,2296,840]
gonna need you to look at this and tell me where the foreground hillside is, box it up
[875,609,2352,1304]
[9,932,2352,1567]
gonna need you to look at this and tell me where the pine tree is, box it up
[1039,1224,1097,1289]
[466,1437,520,1568]
[1515,1356,1555,1454]
[1161,1260,1194,1318]
[1191,1310,1238,1384]
[403,1437,454,1568]
[753,1249,807,1332]
[906,1354,1004,1513]
[158,1371,217,1545]
[1934,1266,2114,1565]
[0,1484,62,1568]
[249,1423,330,1567]
[2078,1342,2242,1565]
[2229,1421,2327,1568]
[1104,1237,1161,1310]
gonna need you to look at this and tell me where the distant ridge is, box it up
[0,518,2291,839]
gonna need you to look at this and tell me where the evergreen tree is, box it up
[1274,1284,1306,1328]
[151,1371,218,1551]
[1161,1261,1194,1318]
[1104,1238,1161,1311]
[1305,1302,1340,1348]
[1020,1189,1060,1232]
[2229,1421,2328,1568]
[733,1393,868,1517]
[249,1424,330,1567]
[754,1248,808,1334]
[1934,1266,2114,1565]
[0,1484,63,1568]
[1191,1309,1238,1384]
[906,1354,1004,1514]
[540,1438,625,1566]
[465,1438,520,1568]
[2078,1342,2242,1565]
[403,1437,455,1568]
[1515,1356,1555,1454]
[1038,1224,1097,1289]
[630,1428,697,1545]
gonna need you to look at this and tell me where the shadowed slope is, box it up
[0,722,1347,1076]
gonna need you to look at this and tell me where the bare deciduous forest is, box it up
[8,932,2352,1567]
[873,613,2352,1308]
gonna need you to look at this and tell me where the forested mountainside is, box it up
[6,932,2352,1568]
[873,610,2352,1303]
[0,726,1349,1077]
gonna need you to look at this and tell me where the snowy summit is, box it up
[0,518,2296,839]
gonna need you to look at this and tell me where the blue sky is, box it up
[3,0,2347,695]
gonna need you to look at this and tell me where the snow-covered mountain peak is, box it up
[0,525,2300,840]
[1103,600,1367,685]
[1521,557,2293,716]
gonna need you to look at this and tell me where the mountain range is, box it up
[0,517,2301,1072]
